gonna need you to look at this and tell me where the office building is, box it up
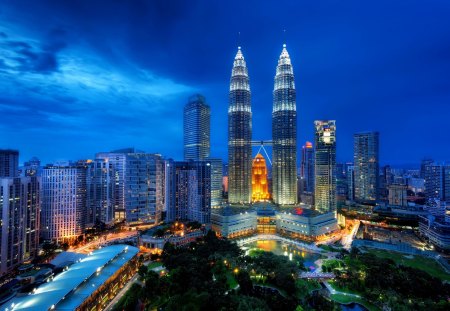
[208,158,223,208]
[272,44,297,205]
[300,142,314,193]
[0,176,40,276]
[388,184,408,207]
[354,132,379,202]
[96,151,127,221]
[86,159,114,227]
[165,160,211,225]
[0,149,19,177]
[23,156,41,177]
[346,164,355,201]
[184,94,210,161]
[228,47,252,204]
[314,120,337,214]
[41,164,87,242]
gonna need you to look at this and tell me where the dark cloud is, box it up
[0,0,450,165]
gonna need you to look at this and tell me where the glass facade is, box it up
[354,132,379,202]
[314,120,337,214]
[183,94,210,161]
[228,47,252,204]
[272,44,297,205]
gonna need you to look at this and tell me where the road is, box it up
[341,220,360,250]
[71,231,138,254]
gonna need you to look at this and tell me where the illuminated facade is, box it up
[272,44,297,205]
[252,153,270,202]
[184,94,210,161]
[41,164,87,242]
[165,159,211,224]
[0,176,40,276]
[314,121,337,214]
[354,132,379,202]
[86,159,114,226]
[228,47,252,204]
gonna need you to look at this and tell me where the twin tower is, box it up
[228,45,297,205]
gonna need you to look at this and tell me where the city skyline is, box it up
[1,1,450,166]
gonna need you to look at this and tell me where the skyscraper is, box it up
[0,176,40,276]
[96,151,127,221]
[184,94,210,161]
[165,160,211,224]
[86,159,114,227]
[0,149,19,177]
[346,164,355,201]
[41,164,87,242]
[208,158,223,208]
[314,120,337,214]
[354,132,379,202]
[272,44,297,205]
[300,142,314,193]
[125,153,164,225]
[228,47,252,204]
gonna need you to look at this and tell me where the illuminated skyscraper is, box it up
[228,47,252,204]
[252,153,270,202]
[0,175,40,276]
[184,94,210,161]
[300,142,314,193]
[165,159,211,224]
[41,164,87,242]
[272,44,297,205]
[314,121,337,214]
[354,132,379,202]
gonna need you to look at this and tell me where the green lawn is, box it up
[366,249,450,282]
[330,293,380,311]
[147,261,163,269]
[226,272,238,289]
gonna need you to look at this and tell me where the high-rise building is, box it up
[86,159,114,227]
[423,161,443,201]
[388,184,408,207]
[251,153,270,202]
[23,156,41,177]
[208,158,223,208]
[314,121,337,214]
[165,160,211,224]
[96,151,127,221]
[272,44,297,205]
[124,153,164,225]
[228,47,252,204]
[0,176,40,276]
[0,149,19,177]
[300,142,314,193]
[354,132,379,202]
[346,164,355,201]
[184,94,210,161]
[41,164,87,242]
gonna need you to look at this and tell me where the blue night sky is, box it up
[1,0,450,166]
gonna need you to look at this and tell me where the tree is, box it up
[236,270,253,295]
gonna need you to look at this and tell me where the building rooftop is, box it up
[4,244,138,311]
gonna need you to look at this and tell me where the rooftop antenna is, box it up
[238,31,241,50]
[283,29,286,47]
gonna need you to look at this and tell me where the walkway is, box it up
[323,281,360,298]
